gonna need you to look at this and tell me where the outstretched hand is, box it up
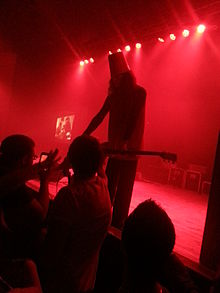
[39,149,61,180]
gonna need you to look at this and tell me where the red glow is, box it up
[89,58,94,63]
[158,37,165,43]
[135,43,142,49]
[182,29,190,37]
[170,34,176,41]
[197,24,206,34]
[125,45,131,52]
[80,61,84,66]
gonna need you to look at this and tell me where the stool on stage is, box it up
[201,180,211,194]
[185,164,207,193]
[168,166,186,188]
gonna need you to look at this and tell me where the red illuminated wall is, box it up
[0,52,16,138]
[1,33,219,178]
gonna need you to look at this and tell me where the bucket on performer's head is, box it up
[108,51,130,78]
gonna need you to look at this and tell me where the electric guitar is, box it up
[103,148,177,163]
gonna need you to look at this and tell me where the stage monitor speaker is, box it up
[200,131,220,271]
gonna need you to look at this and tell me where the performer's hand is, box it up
[100,142,111,159]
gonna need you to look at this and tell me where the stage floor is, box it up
[130,180,209,263]
[28,178,209,264]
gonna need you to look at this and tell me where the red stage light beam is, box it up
[182,29,190,37]
[158,37,165,43]
[170,34,176,41]
[135,43,142,49]
[197,24,206,34]
[125,45,131,52]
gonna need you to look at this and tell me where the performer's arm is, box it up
[83,96,111,135]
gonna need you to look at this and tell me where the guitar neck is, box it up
[105,149,162,156]
[104,149,177,163]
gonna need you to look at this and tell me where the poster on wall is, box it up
[55,114,75,141]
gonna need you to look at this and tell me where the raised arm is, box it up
[83,96,111,135]
[30,149,59,220]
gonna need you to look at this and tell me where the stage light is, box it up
[109,51,112,55]
[89,57,94,63]
[80,61,84,66]
[117,48,122,52]
[182,29,190,37]
[197,24,206,34]
[158,37,165,43]
[135,43,141,49]
[125,45,131,52]
[170,34,176,41]
[84,59,89,64]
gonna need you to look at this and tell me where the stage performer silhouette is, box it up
[84,51,146,229]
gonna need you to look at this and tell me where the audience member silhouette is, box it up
[39,135,112,293]
[119,199,198,293]
[0,134,58,259]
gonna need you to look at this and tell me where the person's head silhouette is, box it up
[121,199,175,289]
[0,134,35,170]
[67,135,104,180]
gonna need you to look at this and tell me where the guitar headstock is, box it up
[160,152,177,163]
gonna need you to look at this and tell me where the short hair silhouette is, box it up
[0,134,35,166]
[122,199,175,279]
[67,135,104,179]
